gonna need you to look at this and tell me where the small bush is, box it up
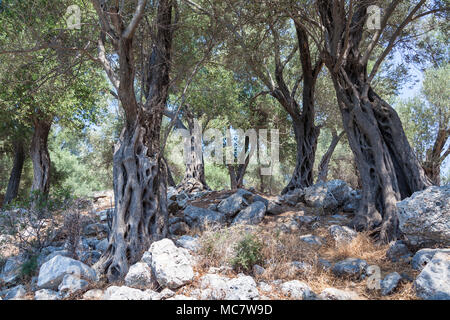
[20,254,39,280]
[231,233,263,272]
[63,210,82,260]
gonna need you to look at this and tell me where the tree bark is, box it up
[93,0,172,281]
[422,127,449,185]
[30,117,52,197]
[317,1,431,242]
[3,140,26,206]
[317,130,345,182]
[162,157,176,187]
[177,108,209,193]
[227,135,251,190]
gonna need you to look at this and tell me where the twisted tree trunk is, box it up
[3,139,25,206]
[30,117,52,197]
[93,0,172,281]
[330,65,430,242]
[317,130,345,182]
[422,127,449,186]
[228,135,251,190]
[177,108,209,193]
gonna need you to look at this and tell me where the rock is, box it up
[80,250,102,265]
[386,240,412,262]
[103,286,152,300]
[58,274,89,297]
[157,288,175,300]
[318,258,332,271]
[176,235,200,252]
[304,180,352,211]
[266,201,284,215]
[332,258,368,279]
[183,205,226,230]
[397,185,450,247]
[147,238,194,289]
[167,187,178,201]
[208,203,218,211]
[258,282,273,293]
[169,221,190,235]
[299,234,323,246]
[42,250,71,265]
[37,255,97,290]
[328,225,357,245]
[82,223,109,237]
[125,262,154,288]
[35,289,61,300]
[232,201,266,225]
[415,252,450,300]
[291,261,313,273]
[167,295,195,300]
[199,274,228,300]
[0,255,25,285]
[381,272,402,296]
[217,189,253,218]
[296,215,318,225]
[95,239,109,253]
[411,248,450,271]
[282,189,305,206]
[319,288,360,300]
[225,275,260,300]
[251,194,269,207]
[83,289,104,300]
[3,285,26,300]
[253,264,265,276]
[280,280,315,300]
[343,190,361,213]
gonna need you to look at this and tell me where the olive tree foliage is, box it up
[398,63,450,185]
[0,0,108,201]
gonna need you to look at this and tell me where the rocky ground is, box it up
[0,182,449,300]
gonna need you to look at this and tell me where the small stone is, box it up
[124,262,154,288]
[299,234,323,246]
[332,258,367,279]
[319,288,360,300]
[35,289,61,300]
[280,280,315,300]
[58,274,89,297]
[381,272,402,296]
[83,289,104,300]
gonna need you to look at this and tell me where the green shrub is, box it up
[20,255,39,279]
[231,233,263,272]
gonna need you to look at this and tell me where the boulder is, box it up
[103,286,152,300]
[414,252,450,300]
[217,189,253,218]
[304,180,352,211]
[124,262,154,288]
[280,280,315,300]
[83,289,104,300]
[147,238,194,289]
[3,285,27,300]
[266,201,284,215]
[253,264,265,276]
[332,258,367,279]
[281,189,305,206]
[225,275,259,300]
[412,248,450,271]
[299,234,323,246]
[35,289,61,300]
[183,205,226,230]
[95,239,109,253]
[37,255,97,290]
[328,225,357,245]
[169,221,190,235]
[232,201,266,225]
[58,274,89,297]
[82,223,109,237]
[176,235,200,252]
[0,255,25,285]
[381,272,402,296]
[319,288,360,300]
[386,240,412,262]
[397,185,450,247]
[199,274,228,300]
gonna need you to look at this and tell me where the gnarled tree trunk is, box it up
[330,65,430,242]
[3,139,25,206]
[317,130,345,182]
[227,135,251,190]
[93,0,172,281]
[30,117,52,197]
[422,127,449,186]
[177,108,209,193]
